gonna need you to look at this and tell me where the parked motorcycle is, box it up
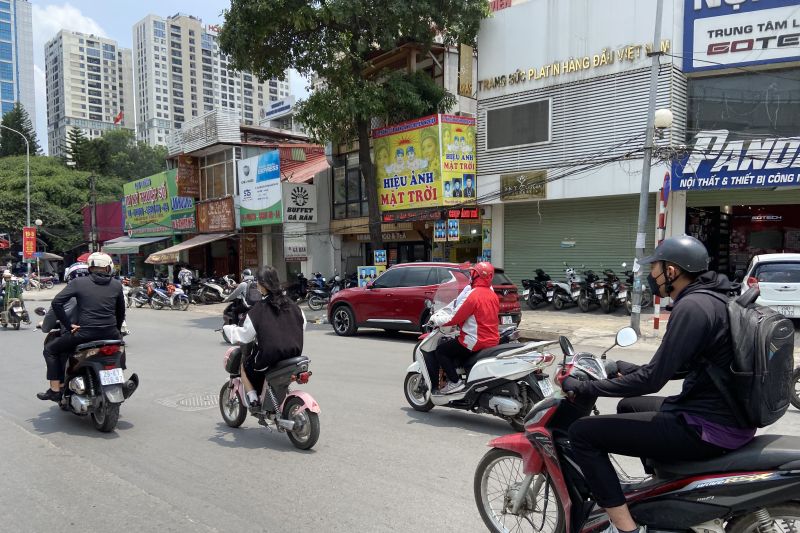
[33,307,138,433]
[307,275,341,311]
[474,327,800,533]
[521,269,552,310]
[219,343,321,450]
[599,263,628,313]
[577,269,604,312]
[287,272,311,302]
[551,265,584,311]
[148,282,189,310]
[403,286,554,431]
[1,278,30,329]
[624,269,653,315]
[196,278,228,304]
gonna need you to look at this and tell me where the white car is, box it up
[741,253,800,318]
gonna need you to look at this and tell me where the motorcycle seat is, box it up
[650,435,800,478]
[75,339,125,351]
[464,343,524,368]
[266,355,309,373]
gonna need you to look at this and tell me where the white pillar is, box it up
[260,226,272,268]
[664,191,687,238]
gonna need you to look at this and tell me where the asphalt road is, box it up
[1,300,799,532]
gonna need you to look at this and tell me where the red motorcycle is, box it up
[474,328,800,533]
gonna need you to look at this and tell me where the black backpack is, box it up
[699,287,795,428]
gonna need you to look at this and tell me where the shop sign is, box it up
[373,114,476,212]
[683,0,800,73]
[123,169,196,237]
[501,170,547,201]
[263,96,295,121]
[283,222,307,261]
[22,227,35,259]
[176,154,200,197]
[478,39,671,93]
[458,44,474,97]
[752,215,782,222]
[355,231,421,242]
[382,210,442,223]
[197,196,235,233]
[238,151,283,226]
[281,183,317,223]
[447,207,480,220]
[671,130,800,191]
[240,234,259,270]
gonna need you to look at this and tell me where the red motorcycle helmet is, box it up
[461,261,494,285]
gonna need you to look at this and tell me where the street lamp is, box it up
[0,124,31,273]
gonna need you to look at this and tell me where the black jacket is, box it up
[42,298,77,333]
[52,273,125,331]
[248,297,304,371]
[578,271,743,427]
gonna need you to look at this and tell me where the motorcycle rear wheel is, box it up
[307,295,326,311]
[578,293,590,312]
[790,368,800,410]
[526,293,540,310]
[173,295,190,311]
[600,292,613,313]
[219,382,247,428]
[474,448,563,533]
[726,504,800,533]
[284,396,320,450]
[552,296,565,311]
[91,403,120,432]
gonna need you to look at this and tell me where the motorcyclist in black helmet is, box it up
[562,235,752,533]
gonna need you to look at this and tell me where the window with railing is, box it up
[332,153,367,219]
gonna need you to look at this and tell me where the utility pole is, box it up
[631,0,664,336]
[89,175,97,252]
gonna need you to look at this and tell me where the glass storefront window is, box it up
[199,148,238,200]
[687,68,800,139]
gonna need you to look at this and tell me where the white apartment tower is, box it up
[0,0,35,123]
[44,30,134,158]
[133,13,290,147]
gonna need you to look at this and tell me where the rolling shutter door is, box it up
[503,194,657,285]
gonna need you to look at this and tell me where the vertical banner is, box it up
[458,44,474,98]
[176,154,200,197]
[482,219,492,258]
[374,249,387,266]
[283,222,308,262]
[22,226,36,260]
[238,150,283,226]
[440,115,477,205]
[240,233,259,271]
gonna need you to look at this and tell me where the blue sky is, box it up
[30,1,310,152]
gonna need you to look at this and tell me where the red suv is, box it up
[327,262,521,336]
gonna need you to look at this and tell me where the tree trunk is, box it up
[357,118,384,251]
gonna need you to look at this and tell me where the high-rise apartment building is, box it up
[133,13,290,147]
[1,0,35,123]
[44,30,134,157]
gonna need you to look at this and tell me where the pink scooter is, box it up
[219,346,321,450]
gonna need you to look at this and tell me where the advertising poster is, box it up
[197,196,235,233]
[374,249,387,266]
[123,169,196,237]
[482,219,492,251]
[447,219,460,241]
[238,150,282,226]
[22,226,36,260]
[671,130,800,191]
[283,223,308,262]
[240,234,259,270]
[281,182,317,223]
[357,265,386,287]
[176,154,200,197]
[440,115,477,206]
[434,220,447,242]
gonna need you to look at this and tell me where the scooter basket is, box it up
[224,347,242,374]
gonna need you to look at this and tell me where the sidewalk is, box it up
[517,305,666,348]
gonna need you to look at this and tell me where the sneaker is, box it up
[599,524,646,533]
[36,388,62,402]
[439,380,465,395]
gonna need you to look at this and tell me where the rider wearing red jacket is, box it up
[432,262,500,394]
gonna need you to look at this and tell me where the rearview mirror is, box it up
[615,327,638,347]
[559,335,575,356]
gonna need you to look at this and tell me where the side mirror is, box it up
[615,327,638,347]
[34,307,46,316]
[558,335,575,356]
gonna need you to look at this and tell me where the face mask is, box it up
[646,273,663,297]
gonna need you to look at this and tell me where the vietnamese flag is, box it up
[113,111,124,124]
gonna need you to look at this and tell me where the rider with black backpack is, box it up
[561,235,794,533]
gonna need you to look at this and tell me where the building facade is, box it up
[44,30,134,158]
[476,0,800,286]
[0,0,34,121]
[132,13,291,147]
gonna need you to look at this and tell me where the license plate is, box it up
[595,289,604,295]
[618,291,627,298]
[12,307,23,313]
[777,305,795,317]
[99,368,124,386]
[572,291,580,298]
[546,291,553,297]
[538,378,553,397]
[501,315,513,324]
[522,289,530,297]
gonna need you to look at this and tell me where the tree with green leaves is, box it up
[62,128,167,180]
[218,0,487,247]
[0,102,40,157]
[62,127,93,170]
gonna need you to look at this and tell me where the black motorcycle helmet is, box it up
[640,235,709,273]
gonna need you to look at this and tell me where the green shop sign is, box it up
[123,169,196,237]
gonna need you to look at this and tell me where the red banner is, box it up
[22,226,36,259]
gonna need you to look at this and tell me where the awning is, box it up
[145,233,234,265]
[102,236,170,255]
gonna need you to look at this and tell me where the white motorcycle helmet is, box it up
[87,252,114,274]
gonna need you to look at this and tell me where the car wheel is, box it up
[332,305,357,336]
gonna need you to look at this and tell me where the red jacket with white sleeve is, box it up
[443,274,500,351]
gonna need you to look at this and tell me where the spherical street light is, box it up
[34,218,42,226]
[654,108,673,130]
